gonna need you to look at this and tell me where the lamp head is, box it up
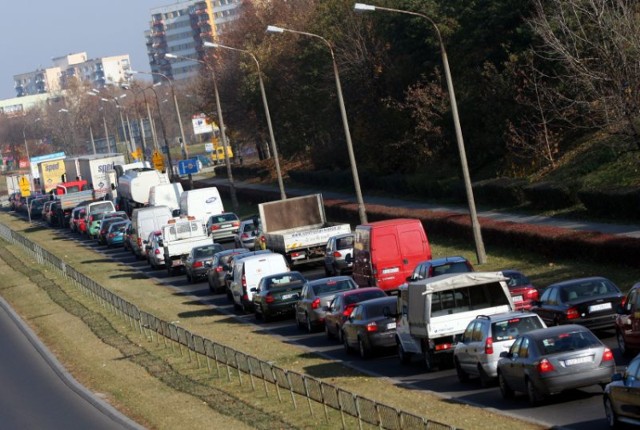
[203,41,216,48]
[354,3,376,11]
[165,53,178,59]
[266,25,284,33]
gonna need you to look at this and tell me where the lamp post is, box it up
[22,117,40,191]
[121,85,150,161]
[87,90,112,153]
[203,41,287,200]
[266,25,368,224]
[354,3,487,264]
[144,83,175,178]
[57,108,72,150]
[162,54,239,211]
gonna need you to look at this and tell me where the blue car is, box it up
[106,220,130,248]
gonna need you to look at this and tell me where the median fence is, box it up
[0,222,456,430]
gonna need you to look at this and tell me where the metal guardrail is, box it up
[0,221,457,430]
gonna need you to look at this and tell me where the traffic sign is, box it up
[19,175,31,197]
[152,150,165,171]
[178,158,199,176]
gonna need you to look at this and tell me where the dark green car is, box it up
[252,271,307,322]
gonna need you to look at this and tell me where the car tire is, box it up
[604,396,620,429]
[526,378,543,406]
[254,309,262,321]
[337,327,344,343]
[617,330,632,357]
[296,314,305,331]
[358,337,370,359]
[343,334,352,354]
[305,314,314,333]
[424,350,436,372]
[478,364,493,387]
[186,273,194,284]
[398,342,412,365]
[325,323,334,340]
[455,358,469,383]
[208,279,216,293]
[498,372,514,399]
[262,309,271,323]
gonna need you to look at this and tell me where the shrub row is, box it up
[204,179,640,268]
[285,169,640,218]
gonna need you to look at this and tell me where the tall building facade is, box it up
[13,52,131,97]
[146,0,241,82]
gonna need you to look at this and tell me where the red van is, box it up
[351,218,431,293]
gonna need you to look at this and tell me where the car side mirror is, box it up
[250,287,257,293]
[204,261,212,268]
[158,240,164,247]
[172,209,181,217]
[499,351,511,358]
[611,373,623,382]
[323,305,330,312]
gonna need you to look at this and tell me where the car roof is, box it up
[403,272,508,292]
[357,296,396,307]
[337,287,383,297]
[415,256,468,266]
[547,276,612,289]
[521,324,590,340]
[473,311,540,323]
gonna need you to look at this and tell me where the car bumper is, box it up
[210,230,238,241]
[262,302,297,317]
[368,331,397,349]
[572,314,617,331]
[536,366,614,395]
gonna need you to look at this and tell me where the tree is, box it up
[528,0,640,149]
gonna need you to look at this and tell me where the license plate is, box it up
[387,322,397,329]
[512,295,523,302]
[382,267,399,274]
[221,224,231,228]
[564,356,593,366]
[589,303,612,312]
[282,293,297,300]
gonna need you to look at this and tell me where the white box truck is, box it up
[149,182,183,214]
[73,154,126,199]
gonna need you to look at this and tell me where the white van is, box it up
[130,205,172,259]
[395,272,514,371]
[230,253,289,312]
[149,182,184,214]
[179,187,223,222]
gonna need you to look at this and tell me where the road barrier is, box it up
[0,222,457,430]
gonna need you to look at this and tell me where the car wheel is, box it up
[424,350,436,372]
[262,309,271,323]
[226,289,233,302]
[296,313,304,330]
[358,337,370,359]
[455,358,469,383]
[186,273,194,284]
[208,279,216,293]
[305,314,314,333]
[398,342,412,365]
[254,308,263,321]
[617,330,632,357]
[325,323,334,340]
[498,372,514,399]
[526,378,544,406]
[337,327,344,343]
[604,396,620,429]
[343,334,352,354]
[478,364,493,387]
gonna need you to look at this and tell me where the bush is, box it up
[523,181,578,209]
[578,188,640,219]
[473,178,528,207]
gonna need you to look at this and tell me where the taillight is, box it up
[333,251,342,258]
[311,298,321,309]
[343,304,356,317]
[108,233,115,238]
[241,274,246,288]
[265,294,275,304]
[603,348,614,361]
[193,261,203,268]
[621,297,627,308]
[537,358,554,373]
[435,343,453,351]
[241,233,249,239]
[566,307,579,320]
[211,225,221,231]
[137,237,142,247]
[525,289,539,301]
[366,322,378,332]
[260,236,266,243]
[232,221,240,227]
[484,337,494,355]
[215,266,223,272]
[154,249,161,255]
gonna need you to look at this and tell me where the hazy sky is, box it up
[0,0,179,99]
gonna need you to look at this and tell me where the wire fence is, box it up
[0,222,457,430]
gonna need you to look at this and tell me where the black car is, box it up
[205,248,250,293]
[603,352,640,428]
[342,296,398,359]
[531,277,623,330]
[183,243,224,283]
[252,271,307,322]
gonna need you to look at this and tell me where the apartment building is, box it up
[146,0,241,82]
[13,52,131,97]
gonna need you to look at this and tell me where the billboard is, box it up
[39,159,66,192]
[192,113,214,135]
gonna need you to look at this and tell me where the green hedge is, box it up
[578,188,640,219]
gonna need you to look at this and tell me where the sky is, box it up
[0,0,179,100]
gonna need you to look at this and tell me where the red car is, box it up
[502,269,539,311]
[324,287,387,342]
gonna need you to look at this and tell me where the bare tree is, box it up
[528,0,640,149]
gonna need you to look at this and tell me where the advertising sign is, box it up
[192,113,213,135]
[40,160,66,192]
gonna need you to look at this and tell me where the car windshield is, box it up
[537,330,600,354]
[313,279,356,296]
[559,279,618,302]
[491,316,544,342]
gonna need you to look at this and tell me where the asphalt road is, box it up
[78,236,623,430]
[0,295,142,430]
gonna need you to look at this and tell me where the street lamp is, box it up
[162,53,239,212]
[22,117,40,191]
[354,3,487,264]
[204,41,287,200]
[121,84,151,161]
[266,25,368,224]
[144,83,175,178]
[87,90,112,153]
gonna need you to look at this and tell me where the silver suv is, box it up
[453,311,546,386]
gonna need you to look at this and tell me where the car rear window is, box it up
[195,245,222,258]
[431,262,471,277]
[491,316,544,342]
[362,298,397,318]
[344,290,386,305]
[313,279,356,295]
[336,236,354,250]
[265,273,305,290]
[210,213,238,223]
[537,330,600,354]
[559,279,619,302]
